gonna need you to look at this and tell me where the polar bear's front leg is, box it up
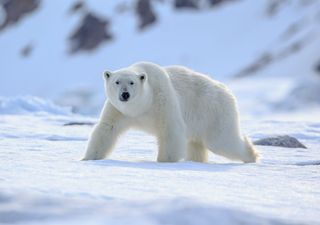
[156,119,187,162]
[82,102,126,160]
[82,123,118,160]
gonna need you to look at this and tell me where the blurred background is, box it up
[0,0,319,117]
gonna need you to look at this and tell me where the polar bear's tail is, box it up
[243,136,260,163]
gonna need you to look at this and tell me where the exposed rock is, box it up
[174,0,236,10]
[208,0,237,7]
[235,36,309,78]
[136,0,157,30]
[315,61,320,74]
[69,13,112,54]
[235,53,273,78]
[266,0,289,17]
[254,135,307,149]
[277,39,305,59]
[295,160,320,166]
[69,1,85,15]
[174,0,199,9]
[0,0,40,31]
[63,122,95,126]
[20,43,34,58]
[280,20,304,41]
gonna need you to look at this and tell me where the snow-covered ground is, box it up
[0,98,319,225]
[1,0,320,224]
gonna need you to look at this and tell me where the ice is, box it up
[0,113,319,224]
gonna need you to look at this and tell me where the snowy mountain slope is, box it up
[228,75,320,119]
[1,0,320,114]
[0,101,319,224]
[0,95,71,115]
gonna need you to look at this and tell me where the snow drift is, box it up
[0,96,71,115]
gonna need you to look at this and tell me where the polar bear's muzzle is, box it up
[120,92,130,102]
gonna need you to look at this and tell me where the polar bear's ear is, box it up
[103,71,112,80]
[139,73,147,82]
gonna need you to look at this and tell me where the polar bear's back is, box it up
[165,66,238,139]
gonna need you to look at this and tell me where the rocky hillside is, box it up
[0,0,319,114]
[0,0,239,53]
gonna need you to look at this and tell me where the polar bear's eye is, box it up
[130,82,134,85]
[115,81,120,85]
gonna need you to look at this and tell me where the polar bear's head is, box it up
[104,70,146,102]
[103,68,152,116]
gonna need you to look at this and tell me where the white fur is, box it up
[83,62,259,163]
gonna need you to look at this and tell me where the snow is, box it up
[0,192,298,225]
[0,109,319,224]
[0,96,71,115]
[1,0,320,114]
[1,0,320,224]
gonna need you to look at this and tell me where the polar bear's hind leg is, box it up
[186,140,208,162]
[205,134,259,163]
[156,124,187,162]
[242,136,260,163]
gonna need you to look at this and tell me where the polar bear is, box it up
[83,62,259,163]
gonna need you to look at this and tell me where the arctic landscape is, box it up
[0,0,320,224]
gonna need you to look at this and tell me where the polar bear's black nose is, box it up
[120,92,130,101]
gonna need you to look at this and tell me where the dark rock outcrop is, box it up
[63,122,95,126]
[69,13,112,54]
[136,0,157,30]
[235,53,273,78]
[69,1,85,15]
[234,36,308,78]
[20,43,34,58]
[208,0,237,7]
[254,135,307,149]
[315,61,320,74]
[174,0,199,9]
[0,0,40,31]
[266,0,288,17]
